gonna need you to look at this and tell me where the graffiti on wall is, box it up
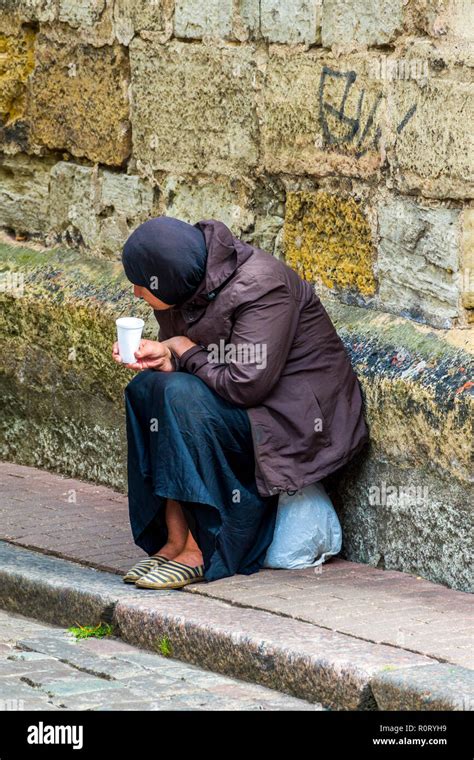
[318,66,417,157]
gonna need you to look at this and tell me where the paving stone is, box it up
[104,651,205,677]
[6,652,56,662]
[114,589,436,710]
[2,521,473,679]
[36,676,123,697]
[51,688,165,710]
[17,638,146,680]
[78,637,140,657]
[0,679,53,703]
[0,657,74,680]
[187,565,474,669]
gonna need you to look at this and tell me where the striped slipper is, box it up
[135,559,205,589]
[122,555,170,584]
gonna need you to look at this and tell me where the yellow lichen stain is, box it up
[284,191,377,296]
[0,27,36,124]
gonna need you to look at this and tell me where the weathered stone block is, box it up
[100,170,155,219]
[386,74,474,199]
[97,172,156,256]
[260,0,321,45]
[0,154,55,234]
[49,163,100,248]
[284,191,376,296]
[130,40,258,174]
[174,0,259,42]
[113,0,174,45]
[49,161,156,256]
[233,0,260,40]
[262,49,383,178]
[175,0,233,39]
[241,174,286,255]
[322,0,403,47]
[0,1,56,24]
[27,33,131,166]
[246,214,285,257]
[0,155,155,255]
[331,455,473,593]
[327,300,474,487]
[0,23,35,152]
[58,0,106,27]
[40,0,114,46]
[160,174,254,235]
[442,0,474,40]
[377,198,461,329]
[461,208,474,314]
[0,1,115,45]
[413,0,474,41]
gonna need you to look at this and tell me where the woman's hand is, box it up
[112,339,174,372]
[162,336,197,357]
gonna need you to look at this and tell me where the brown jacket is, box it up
[154,219,369,497]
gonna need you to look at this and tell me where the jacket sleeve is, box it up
[179,279,300,407]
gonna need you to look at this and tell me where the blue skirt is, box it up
[124,370,279,582]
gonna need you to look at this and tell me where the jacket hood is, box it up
[180,219,255,309]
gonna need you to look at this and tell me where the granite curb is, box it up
[1,541,471,711]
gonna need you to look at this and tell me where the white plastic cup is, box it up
[116,317,145,364]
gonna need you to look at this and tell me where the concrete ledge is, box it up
[1,240,471,485]
[0,240,149,489]
[324,300,473,592]
[0,542,471,711]
[326,300,473,485]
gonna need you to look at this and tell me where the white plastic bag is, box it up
[263,482,342,569]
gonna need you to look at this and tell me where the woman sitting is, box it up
[113,216,368,590]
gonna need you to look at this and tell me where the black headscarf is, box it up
[121,216,208,306]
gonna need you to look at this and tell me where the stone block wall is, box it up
[0,0,472,329]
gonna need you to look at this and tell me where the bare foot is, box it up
[153,543,184,561]
[170,549,204,568]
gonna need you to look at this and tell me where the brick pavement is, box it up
[1,462,472,670]
[0,462,143,573]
